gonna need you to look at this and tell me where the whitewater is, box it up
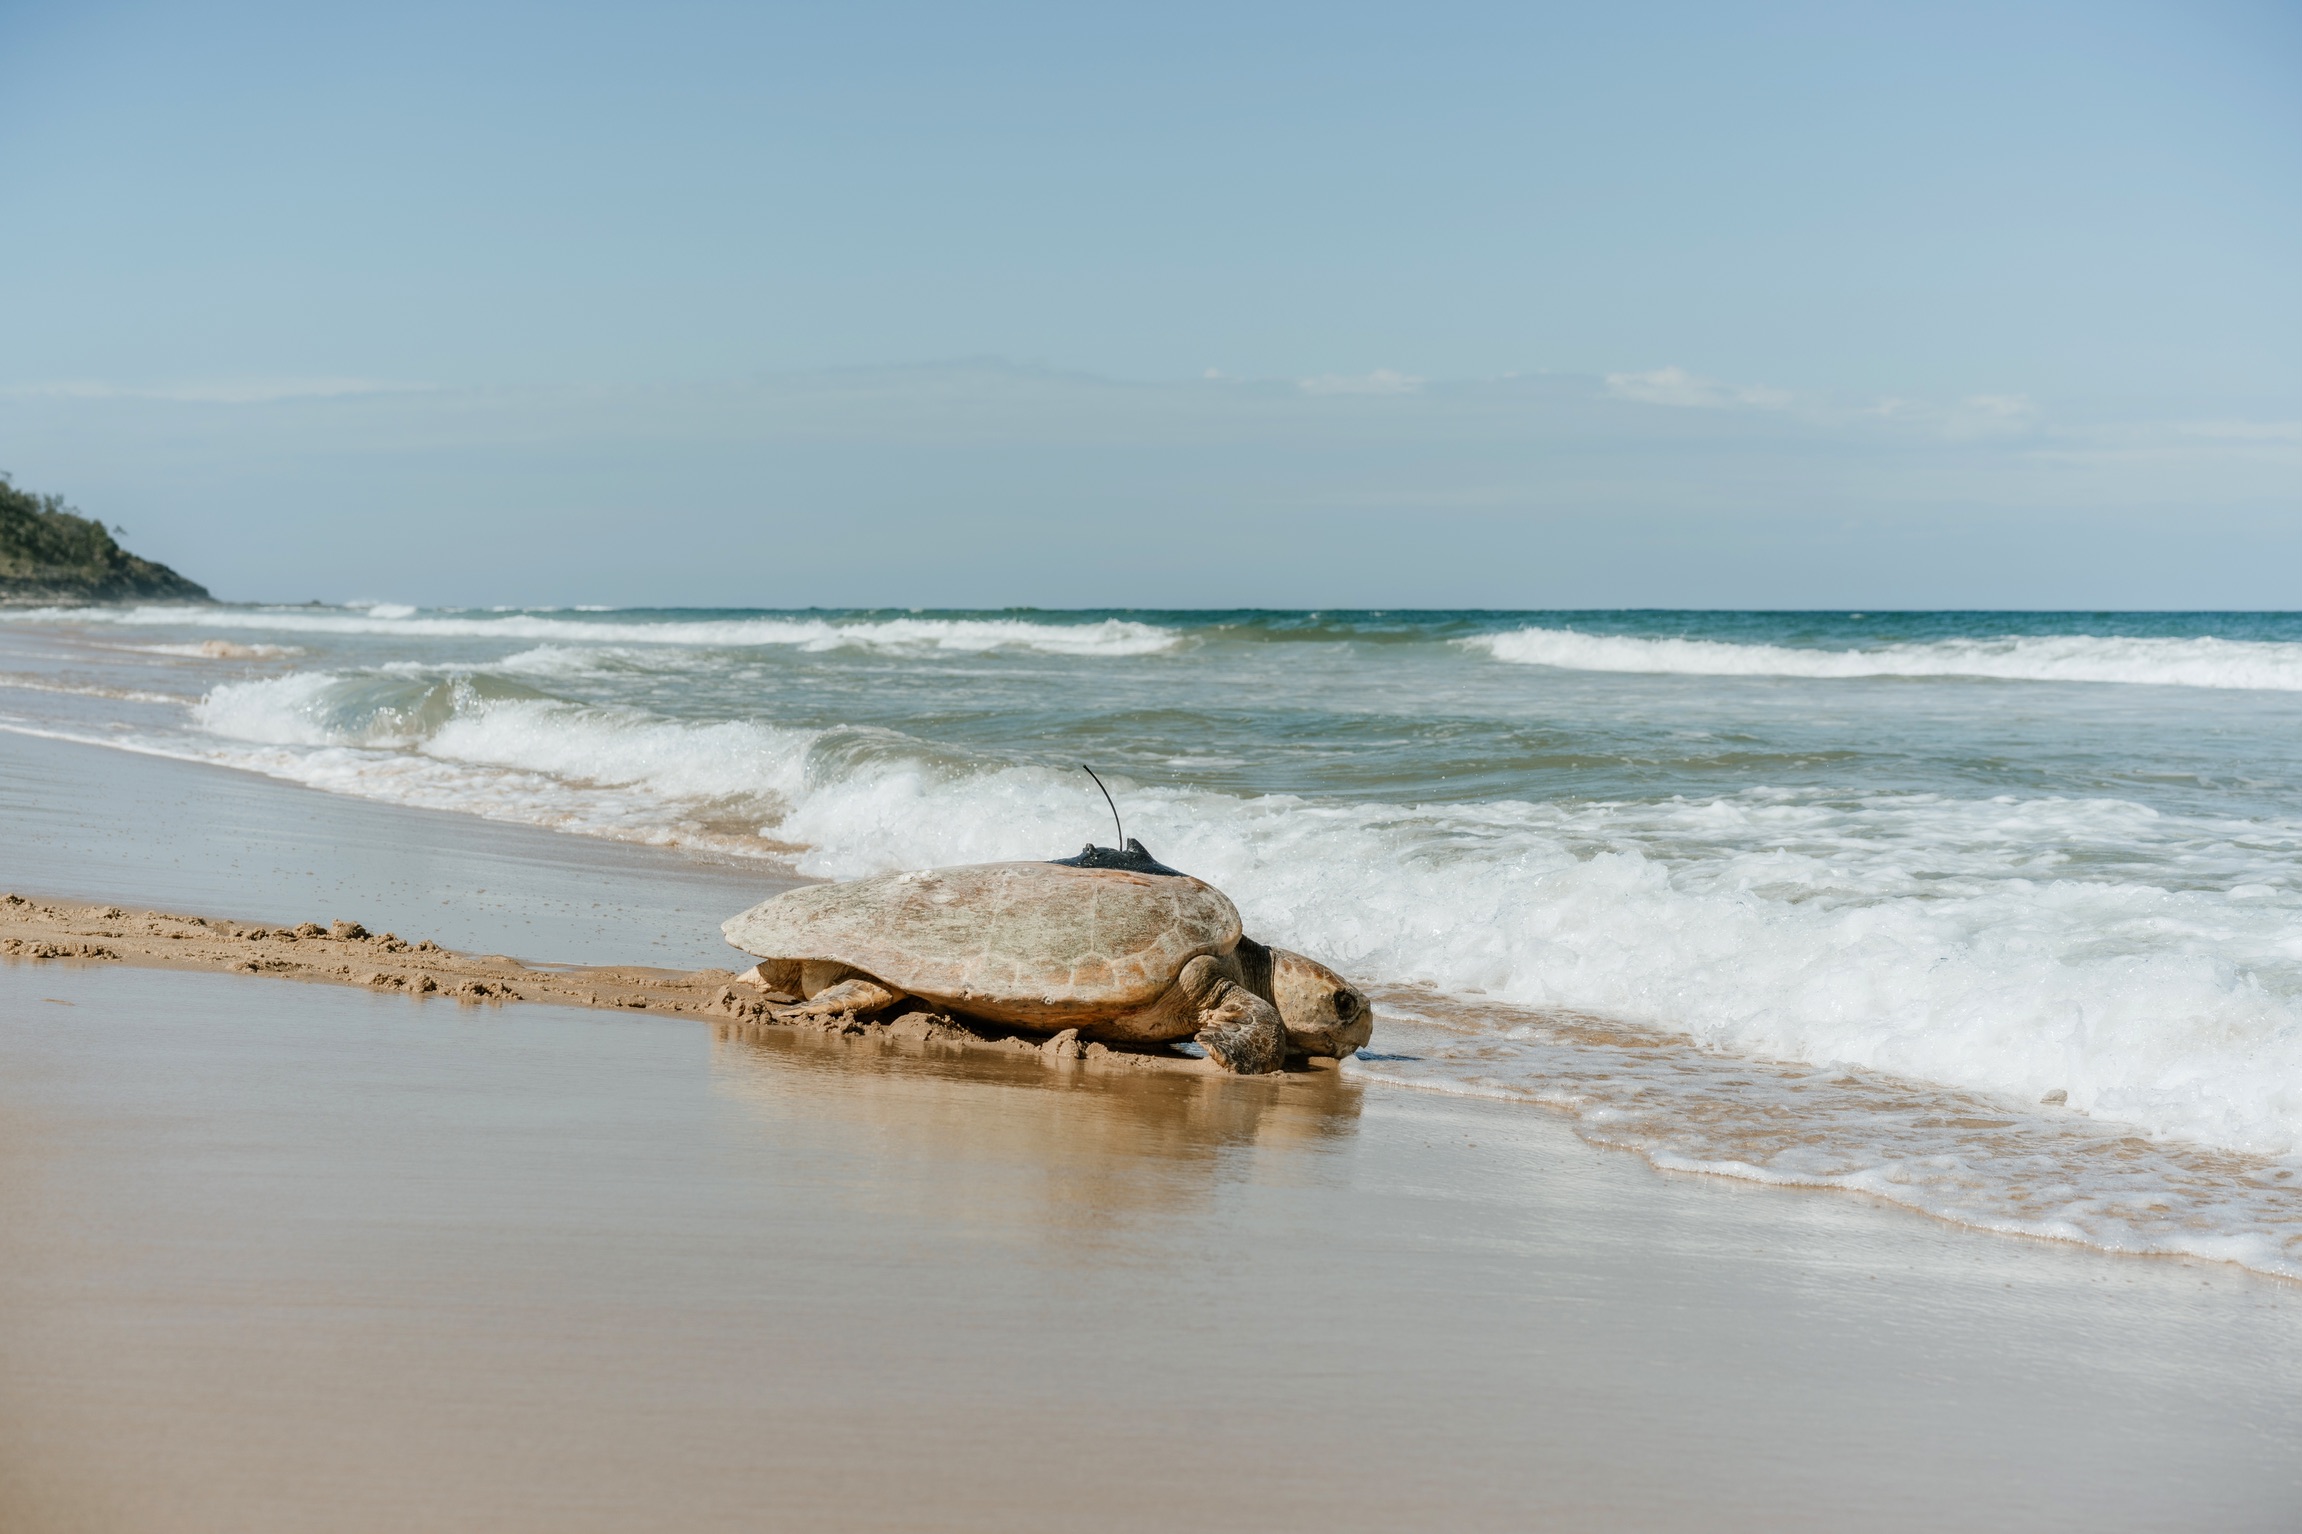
[1474,625,2302,690]
[5,604,2302,1277]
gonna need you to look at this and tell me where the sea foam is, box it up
[1349,996,2302,1279]
[190,671,815,852]
[1473,627,2302,691]
[777,761,2302,1161]
[20,602,2302,1282]
[9,605,1182,657]
[183,668,2302,1169]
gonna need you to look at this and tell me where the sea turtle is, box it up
[720,840,1372,1074]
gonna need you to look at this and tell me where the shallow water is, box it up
[4,603,2301,1275]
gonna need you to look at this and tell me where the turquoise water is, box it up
[6,603,2302,1276]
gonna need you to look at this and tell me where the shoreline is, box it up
[6,721,2300,1284]
[7,726,2302,1526]
[11,880,2299,1284]
[0,723,788,971]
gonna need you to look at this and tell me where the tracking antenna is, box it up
[1081,764,1124,846]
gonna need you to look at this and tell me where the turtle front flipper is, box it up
[772,977,905,1022]
[1191,983,1287,1075]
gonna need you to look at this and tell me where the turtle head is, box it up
[1266,948,1374,1060]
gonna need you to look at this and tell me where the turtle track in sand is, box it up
[0,893,1326,1079]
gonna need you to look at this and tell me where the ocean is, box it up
[5,604,2300,1278]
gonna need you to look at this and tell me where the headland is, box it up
[0,474,210,604]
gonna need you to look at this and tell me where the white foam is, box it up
[171,669,2302,1166]
[769,764,2302,1161]
[171,670,2302,1157]
[768,758,2302,1275]
[4,605,1181,657]
[187,672,814,855]
[491,645,632,677]
[1346,1001,2302,1280]
[124,640,303,660]
[12,632,2290,1279]
[0,676,190,706]
[1473,627,2302,691]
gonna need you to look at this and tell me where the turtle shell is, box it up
[721,861,1242,1027]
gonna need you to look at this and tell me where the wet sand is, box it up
[0,725,780,968]
[4,731,2302,1530]
[0,891,1266,1078]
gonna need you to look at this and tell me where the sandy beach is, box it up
[4,729,2301,1532]
[12,4,2299,1525]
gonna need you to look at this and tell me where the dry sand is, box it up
[4,730,2302,1531]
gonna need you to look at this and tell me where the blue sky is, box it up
[2,0,2297,606]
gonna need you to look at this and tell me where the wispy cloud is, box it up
[1297,368,1424,396]
[1604,366,1794,411]
[1610,368,2041,439]
[4,377,426,404]
[7,360,2296,612]
[1936,393,2039,438]
[2177,419,2302,442]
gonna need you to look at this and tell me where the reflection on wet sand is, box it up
[10,967,2302,1533]
[709,1020,1365,1247]
[1356,983,2302,1278]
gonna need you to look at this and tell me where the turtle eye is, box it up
[1332,989,1358,1019]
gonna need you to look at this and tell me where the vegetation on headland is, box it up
[0,474,210,603]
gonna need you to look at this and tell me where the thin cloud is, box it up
[1938,393,2039,438]
[1612,369,2040,439]
[1603,366,1794,411]
[2178,419,2302,442]
[1297,369,1425,396]
[1859,392,2038,435]
[3,377,426,404]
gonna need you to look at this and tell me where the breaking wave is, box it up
[183,668,2302,1170]
[12,598,2302,1283]
[7,604,1182,657]
[1473,627,2302,691]
[188,671,817,854]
